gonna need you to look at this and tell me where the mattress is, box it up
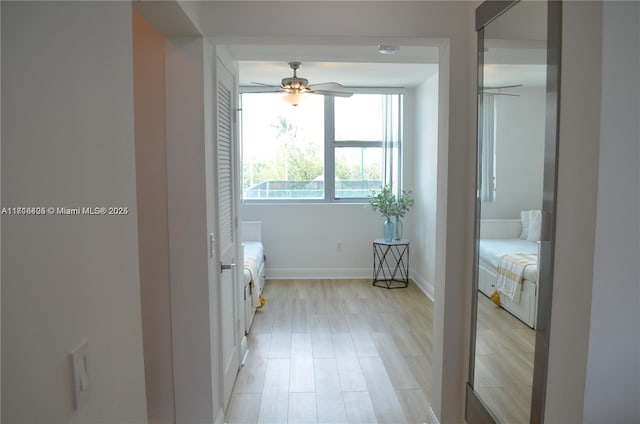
[479,238,539,283]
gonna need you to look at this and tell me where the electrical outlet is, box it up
[70,339,90,410]
[337,241,343,251]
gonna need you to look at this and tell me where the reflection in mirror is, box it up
[471,1,549,423]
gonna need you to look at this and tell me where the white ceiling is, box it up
[483,41,548,88]
[230,43,545,89]
[148,2,547,89]
[228,43,439,88]
[239,60,438,88]
[484,64,547,88]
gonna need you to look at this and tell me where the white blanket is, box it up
[243,241,263,285]
[496,253,538,303]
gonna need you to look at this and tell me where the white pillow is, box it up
[520,210,530,239]
[527,209,542,242]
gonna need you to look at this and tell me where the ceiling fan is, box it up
[481,84,523,97]
[251,61,353,106]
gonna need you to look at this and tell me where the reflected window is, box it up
[480,94,496,202]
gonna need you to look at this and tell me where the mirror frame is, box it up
[466,1,562,423]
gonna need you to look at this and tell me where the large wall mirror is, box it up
[467,1,561,423]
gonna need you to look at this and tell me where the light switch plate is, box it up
[69,339,90,410]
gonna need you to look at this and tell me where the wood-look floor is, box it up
[474,293,536,424]
[225,279,434,424]
[225,279,535,424]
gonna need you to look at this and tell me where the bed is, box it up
[478,217,540,328]
[241,221,266,332]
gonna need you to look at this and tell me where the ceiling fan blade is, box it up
[249,64,355,99]
[481,91,520,97]
[483,84,523,90]
[308,82,347,91]
[310,90,353,98]
[245,86,284,93]
[250,81,280,87]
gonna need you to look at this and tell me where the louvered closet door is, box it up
[216,55,239,409]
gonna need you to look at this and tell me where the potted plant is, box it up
[391,189,414,240]
[369,185,396,241]
[369,185,414,241]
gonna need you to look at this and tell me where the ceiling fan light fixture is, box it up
[252,61,353,104]
[283,91,307,106]
[377,45,399,54]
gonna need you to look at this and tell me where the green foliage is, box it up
[335,161,382,181]
[368,185,397,218]
[284,141,323,181]
[368,185,414,219]
[244,115,323,189]
[272,116,297,139]
[244,115,386,193]
[394,189,414,218]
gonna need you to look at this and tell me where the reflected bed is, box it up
[478,219,539,328]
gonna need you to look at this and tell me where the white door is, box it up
[215,52,240,409]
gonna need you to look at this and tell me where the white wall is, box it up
[132,10,175,424]
[413,72,440,298]
[481,86,546,219]
[165,36,224,424]
[0,1,3,415]
[1,2,147,422]
[241,203,384,278]
[131,5,229,422]
[583,2,640,422]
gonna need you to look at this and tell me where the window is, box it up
[241,93,325,200]
[480,94,496,202]
[241,90,403,202]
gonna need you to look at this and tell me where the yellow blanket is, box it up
[496,253,537,303]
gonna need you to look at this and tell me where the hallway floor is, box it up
[225,278,434,424]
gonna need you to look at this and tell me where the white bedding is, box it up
[243,241,264,286]
[479,238,539,283]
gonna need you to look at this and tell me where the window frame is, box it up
[240,87,407,204]
[480,93,496,203]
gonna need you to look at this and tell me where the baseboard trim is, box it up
[240,335,249,366]
[266,268,372,280]
[410,268,435,302]
[427,406,440,424]
[264,268,434,301]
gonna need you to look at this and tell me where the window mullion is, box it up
[383,95,392,192]
[335,140,383,148]
[396,94,403,194]
[382,94,402,196]
[324,96,335,201]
